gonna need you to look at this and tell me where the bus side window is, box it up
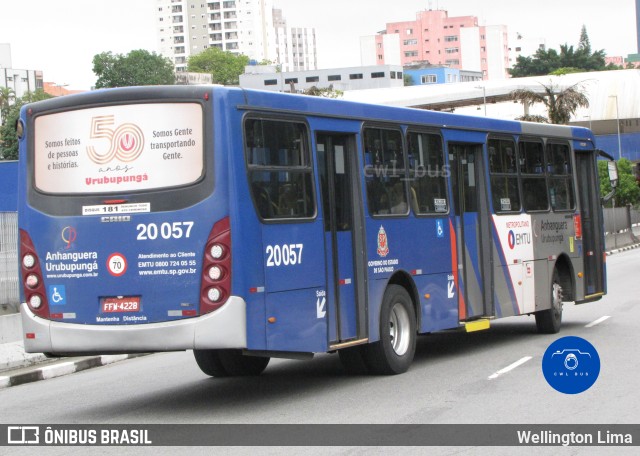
[244,118,315,220]
[488,138,521,213]
[547,142,575,212]
[406,131,448,215]
[363,127,408,217]
[519,140,549,212]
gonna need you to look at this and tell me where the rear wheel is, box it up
[218,349,270,376]
[338,345,369,375]
[193,349,229,377]
[362,285,416,375]
[193,349,270,377]
[536,268,563,334]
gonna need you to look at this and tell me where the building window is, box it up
[445,47,459,54]
[306,76,319,83]
[349,73,363,80]
[404,51,418,57]
[328,75,341,81]
[406,28,413,35]
[371,72,385,78]
[403,39,418,45]
[264,79,278,86]
[444,36,458,42]
[284,78,298,84]
[421,74,437,84]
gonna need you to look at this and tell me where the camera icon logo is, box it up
[542,337,600,394]
[551,348,592,371]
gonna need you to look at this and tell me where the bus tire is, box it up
[193,349,229,377]
[218,349,270,376]
[536,268,563,334]
[338,346,370,375]
[362,285,416,375]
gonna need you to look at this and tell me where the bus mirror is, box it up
[608,161,618,189]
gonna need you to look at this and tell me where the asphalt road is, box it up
[1,249,639,455]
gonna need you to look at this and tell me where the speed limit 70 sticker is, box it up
[107,253,128,277]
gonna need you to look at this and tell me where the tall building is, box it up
[156,1,316,74]
[273,8,317,72]
[361,9,510,80]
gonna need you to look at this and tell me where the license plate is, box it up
[101,296,141,313]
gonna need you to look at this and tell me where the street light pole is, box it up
[610,95,622,160]
[475,85,486,116]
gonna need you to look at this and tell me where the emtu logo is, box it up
[87,115,145,164]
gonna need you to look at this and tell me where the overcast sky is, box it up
[0,0,636,90]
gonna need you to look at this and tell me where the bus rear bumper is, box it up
[20,297,247,354]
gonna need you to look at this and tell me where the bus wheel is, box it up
[338,346,369,375]
[536,269,563,334]
[193,349,229,377]
[218,349,270,376]
[362,285,416,375]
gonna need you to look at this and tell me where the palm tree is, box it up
[0,86,16,125]
[511,81,590,124]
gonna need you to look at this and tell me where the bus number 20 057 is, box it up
[266,244,304,267]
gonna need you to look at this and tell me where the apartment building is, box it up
[361,9,510,80]
[156,1,316,73]
[273,8,317,72]
[0,44,44,102]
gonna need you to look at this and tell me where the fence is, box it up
[603,205,640,251]
[0,212,19,314]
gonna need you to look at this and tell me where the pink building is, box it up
[361,9,510,80]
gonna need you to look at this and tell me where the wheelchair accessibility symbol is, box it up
[48,285,66,306]
[436,220,444,238]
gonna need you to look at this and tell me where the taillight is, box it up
[199,217,231,314]
[19,229,49,318]
[574,213,582,240]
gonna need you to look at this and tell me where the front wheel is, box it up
[535,269,563,334]
[362,285,416,375]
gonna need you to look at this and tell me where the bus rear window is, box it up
[33,103,204,194]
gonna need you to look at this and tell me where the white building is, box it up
[0,44,44,101]
[156,1,316,74]
[240,64,404,92]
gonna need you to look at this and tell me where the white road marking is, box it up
[488,356,533,380]
[585,315,611,328]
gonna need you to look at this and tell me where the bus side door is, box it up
[316,133,368,345]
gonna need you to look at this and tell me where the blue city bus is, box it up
[17,86,612,376]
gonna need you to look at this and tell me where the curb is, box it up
[605,242,640,256]
[0,354,149,389]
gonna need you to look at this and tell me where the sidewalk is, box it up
[0,313,147,389]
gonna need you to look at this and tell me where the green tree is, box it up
[187,47,249,85]
[509,27,606,77]
[0,86,16,126]
[598,158,640,207]
[511,81,589,124]
[0,90,53,160]
[93,50,176,88]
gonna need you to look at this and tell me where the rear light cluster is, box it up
[199,217,231,314]
[19,229,49,318]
